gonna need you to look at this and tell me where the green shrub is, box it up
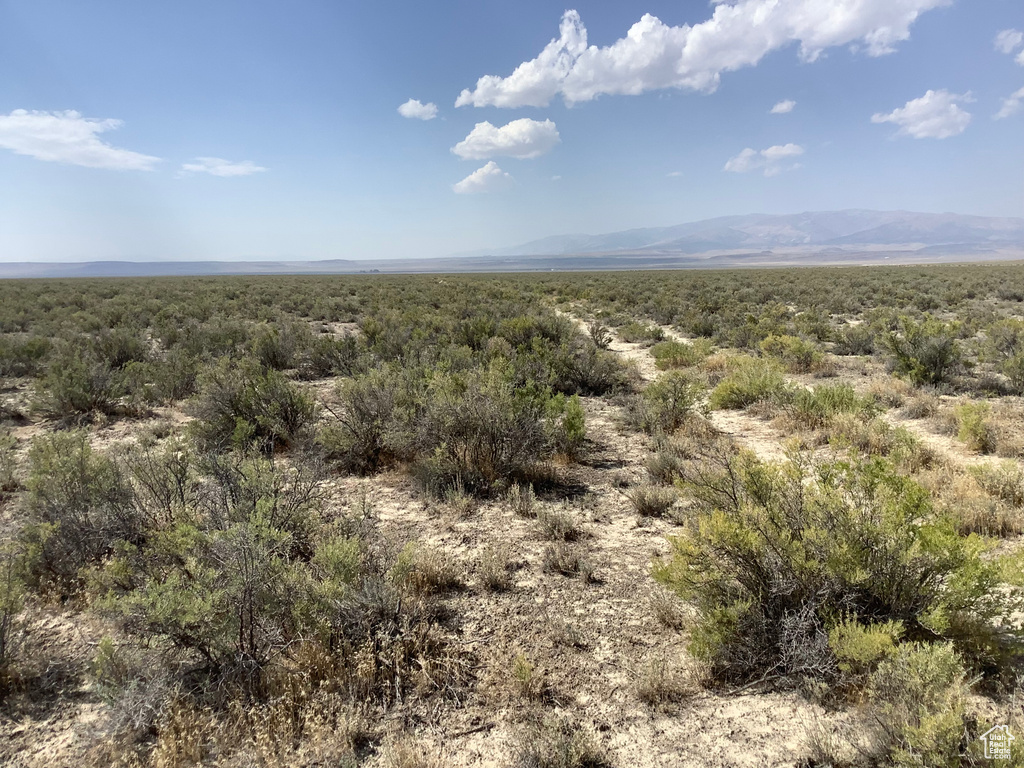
[0,431,19,492]
[412,366,558,494]
[124,347,201,404]
[651,339,712,370]
[0,545,26,689]
[618,321,664,344]
[587,320,612,350]
[626,484,677,518]
[20,432,139,593]
[0,334,50,378]
[319,369,403,474]
[296,333,361,380]
[864,643,969,767]
[655,452,1021,684]
[92,327,150,370]
[549,338,628,396]
[632,371,706,434]
[189,359,316,454]
[31,344,127,422]
[708,358,791,410]
[833,324,875,356]
[788,383,877,430]
[884,315,963,386]
[954,402,997,454]
[251,322,311,370]
[828,618,903,684]
[759,334,823,373]
[550,394,586,460]
[1003,353,1024,393]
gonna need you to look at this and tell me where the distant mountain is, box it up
[1,210,1022,278]
[470,210,1024,257]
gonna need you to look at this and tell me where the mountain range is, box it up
[1,210,1022,278]
[460,210,1024,258]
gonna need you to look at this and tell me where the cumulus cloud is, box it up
[994,86,1024,120]
[180,157,267,177]
[994,29,1023,55]
[453,161,512,194]
[397,98,438,120]
[456,12,587,108]
[871,89,972,139]
[724,143,803,176]
[451,118,560,160]
[770,99,796,114]
[456,2,947,108]
[0,109,160,170]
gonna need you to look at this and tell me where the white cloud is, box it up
[397,98,438,120]
[456,11,587,108]
[180,157,267,177]
[724,143,803,176]
[456,2,948,108]
[770,99,796,114]
[1019,50,1024,67]
[666,170,684,177]
[994,29,1023,54]
[0,109,160,170]
[995,86,1024,120]
[453,161,512,194]
[871,89,971,139]
[451,118,560,160]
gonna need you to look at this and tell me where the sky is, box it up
[0,0,1022,263]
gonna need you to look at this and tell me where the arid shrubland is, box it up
[656,447,1023,687]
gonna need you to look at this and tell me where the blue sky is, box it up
[1,0,1022,262]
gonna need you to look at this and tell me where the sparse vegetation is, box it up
[4,265,1024,765]
[709,357,791,410]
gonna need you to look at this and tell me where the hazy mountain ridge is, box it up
[473,210,1024,257]
[1,211,1022,278]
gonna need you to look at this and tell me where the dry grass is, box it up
[919,466,1024,537]
[381,734,445,768]
[649,587,688,630]
[542,543,594,581]
[634,654,701,708]
[393,543,464,596]
[625,483,678,519]
[478,545,514,592]
[537,505,583,542]
[507,482,537,518]
[510,653,548,703]
[865,376,912,408]
[970,462,1024,508]
[510,716,611,768]
[444,479,478,518]
[901,392,940,419]
[825,414,936,473]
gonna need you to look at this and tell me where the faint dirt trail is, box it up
[882,410,995,469]
[556,306,792,464]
